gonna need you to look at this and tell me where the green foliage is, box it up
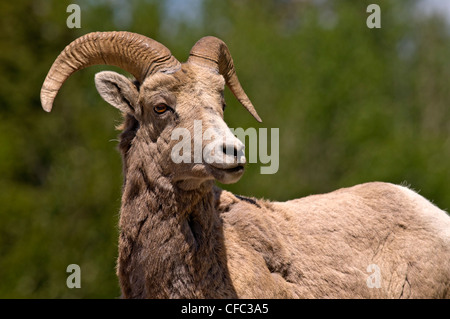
[0,0,449,298]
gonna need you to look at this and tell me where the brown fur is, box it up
[219,184,450,298]
[93,62,450,299]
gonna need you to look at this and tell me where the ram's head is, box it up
[41,32,261,190]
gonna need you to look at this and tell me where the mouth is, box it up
[208,163,245,184]
[223,165,245,174]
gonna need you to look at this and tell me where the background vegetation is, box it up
[0,0,449,298]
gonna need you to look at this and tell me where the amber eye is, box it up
[154,103,168,114]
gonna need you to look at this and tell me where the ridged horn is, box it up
[40,31,181,112]
[188,36,262,122]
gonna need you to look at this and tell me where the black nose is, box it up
[222,144,238,158]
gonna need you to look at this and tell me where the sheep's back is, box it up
[219,182,450,298]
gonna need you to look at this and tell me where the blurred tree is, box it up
[0,0,448,298]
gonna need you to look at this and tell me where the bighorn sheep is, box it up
[41,32,450,298]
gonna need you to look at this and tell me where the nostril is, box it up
[222,144,238,158]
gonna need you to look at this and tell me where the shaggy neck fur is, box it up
[116,115,237,298]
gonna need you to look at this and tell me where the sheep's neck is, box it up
[117,136,236,298]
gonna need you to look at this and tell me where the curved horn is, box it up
[188,36,262,122]
[41,31,181,112]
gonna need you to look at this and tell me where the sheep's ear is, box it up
[94,71,139,115]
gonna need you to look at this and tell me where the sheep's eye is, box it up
[154,103,168,114]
